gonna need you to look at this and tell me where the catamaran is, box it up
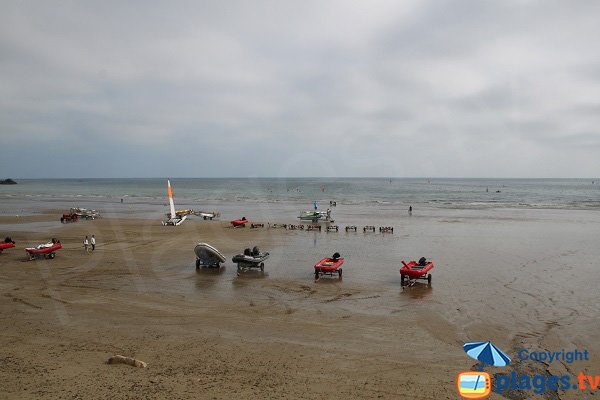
[162,180,187,226]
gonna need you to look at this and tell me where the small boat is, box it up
[194,211,220,220]
[162,180,187,226]
[298,210,333,222]
[232,246,269,272]
[298,211,321,221]
[314,252,344,279]
[230,217,248,227]
[400,257,434,284]
[0,237,15,253]
[194,242,226,268]
[70,207,101,219]
[175,209,195,217]
[25,240,62,260]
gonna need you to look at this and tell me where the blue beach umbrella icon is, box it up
[463,341,511,368]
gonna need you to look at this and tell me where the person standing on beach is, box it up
[83,236,90,253]
[90,235,96,251]
[409,206,412,215]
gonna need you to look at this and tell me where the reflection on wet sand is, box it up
[235,270,268,279]
[194,266,226,290]
[401,281,432,299]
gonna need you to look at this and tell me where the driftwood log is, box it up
[107,355,147,368]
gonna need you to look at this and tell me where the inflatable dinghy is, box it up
[194,211,220,220]
[0,237,15,253]
[314,252,344,279]
[400,257,434,284]
[230,217,248,227]
[25,240,62,260]
[232,246,269,272]
[194,242,226,268]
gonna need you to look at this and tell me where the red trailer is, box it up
[230,217,248,227]
[400,258,434,285]
[25,241,62,260]
[0,238,15,253]
[314,253,344,279]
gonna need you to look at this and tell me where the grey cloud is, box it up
[1,0,599,177]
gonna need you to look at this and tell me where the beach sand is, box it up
[1,213,600,399]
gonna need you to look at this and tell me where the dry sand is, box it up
[1,214,599,399]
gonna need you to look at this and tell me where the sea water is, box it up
[1,178,599,218]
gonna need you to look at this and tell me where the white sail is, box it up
[168,180,176,219]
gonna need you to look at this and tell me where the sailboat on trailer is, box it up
[162,180,187,226]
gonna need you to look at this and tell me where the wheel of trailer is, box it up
[49,252,55,259]
[260,263,264,271]
[427,274,432,284]
[401,274,406,283]
[195,259,201,269]
[314,270,319,279]
[338,269,343,278]
[209,217,213,220]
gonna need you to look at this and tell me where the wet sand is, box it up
[1,212,600,399]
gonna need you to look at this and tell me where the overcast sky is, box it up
[1,0,599,178]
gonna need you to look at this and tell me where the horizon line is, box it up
[3,176,598,180]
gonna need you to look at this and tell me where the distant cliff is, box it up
[0,179,17,185]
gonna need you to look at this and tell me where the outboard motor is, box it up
[244,248,251,256]
[332,252,340,260]
[418,257,427,266]
[252,246,260,256]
